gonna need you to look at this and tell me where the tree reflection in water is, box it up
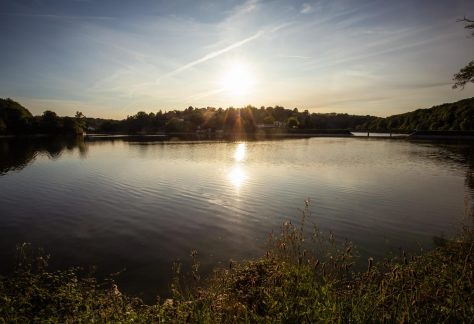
[0,136,87,175]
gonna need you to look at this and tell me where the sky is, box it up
[1,0,474,118]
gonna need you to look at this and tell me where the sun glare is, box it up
[234,143,246,162]
[221,62,255,97]
[227,143,248,189]
[228,165,247,188]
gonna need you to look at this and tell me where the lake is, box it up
[0,136,473,301]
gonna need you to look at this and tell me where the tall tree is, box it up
[453,18,474,89]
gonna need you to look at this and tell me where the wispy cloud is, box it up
[302,23,456,72]
[300,3,314,14]
[279,55,312,59]
[232,0,259,16]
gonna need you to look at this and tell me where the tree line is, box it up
[0,98,86,135]
[357,97,474,132]
[1,97,474,135]
[90,105,377,134]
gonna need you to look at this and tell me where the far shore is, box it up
[2,129,474,140]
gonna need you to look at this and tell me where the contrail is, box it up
[157,30,264,82]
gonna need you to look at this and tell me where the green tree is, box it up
[165,117,184,132]
[263,115,275,124]
[189,111,204,127]
[287,116,299,128]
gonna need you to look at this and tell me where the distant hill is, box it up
[357,97,474,132]
[0,98,33,134]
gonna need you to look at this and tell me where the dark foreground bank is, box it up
[1,206,473,323]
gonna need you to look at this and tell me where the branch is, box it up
[457,17,474,23]
[457,17,474,37]
[453,60,474,89]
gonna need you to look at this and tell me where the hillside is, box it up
[0,98,33,134]
[357,97,474,132]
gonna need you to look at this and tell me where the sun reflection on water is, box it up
[228,165,247,188]
[234,143,246,162]
[228,143,248,189]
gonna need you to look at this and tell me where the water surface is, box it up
[0,136,473,300]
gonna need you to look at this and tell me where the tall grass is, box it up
[1,202,473,322]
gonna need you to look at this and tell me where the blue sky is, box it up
[1,0,474,118]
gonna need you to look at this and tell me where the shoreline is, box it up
[1,211,472,322]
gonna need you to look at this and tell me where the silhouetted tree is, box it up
[287,117,299,128]
[40,110,61,134]
[263,115,275,124]
[0,118,6,134]
[0,98,33,134]
[165,117,184,132]
[453,18,474,89]
[75,111,86,133]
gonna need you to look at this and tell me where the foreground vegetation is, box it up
[1,204,473,323]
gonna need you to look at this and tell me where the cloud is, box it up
[300,3,314,14]
[278,55,312,59]
[233,0,259,16]
[303,27,455,72]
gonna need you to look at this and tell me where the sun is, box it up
[220,62,256,97]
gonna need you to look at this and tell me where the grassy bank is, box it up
[1,206,473,323]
